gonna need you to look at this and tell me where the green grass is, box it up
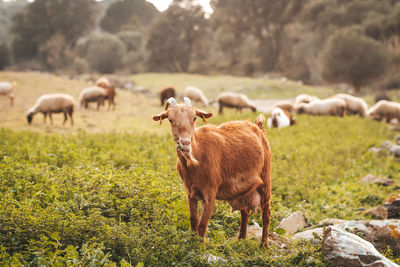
[0,114,399,266]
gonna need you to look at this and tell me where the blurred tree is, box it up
[0,0,28,43]
[11,0,97,69]
[85,34,126,73]
[117,31,142,52]
[100,0,159,33]
[0,43,11,70]
[321,29,390,92]
[146,4,207,72]
[212,0,307,71]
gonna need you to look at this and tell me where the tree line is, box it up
[1,0,400,91]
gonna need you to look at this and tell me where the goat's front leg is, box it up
[239,209,250,239]
[188,196,199,233]
[198,196,215,241]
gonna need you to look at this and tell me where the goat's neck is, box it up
[177,133,199,167]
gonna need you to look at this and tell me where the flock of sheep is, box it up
[0,77,117,125]
[0,77,399,127]
[159,85,400,129]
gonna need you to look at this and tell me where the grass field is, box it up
[0,71,399,265]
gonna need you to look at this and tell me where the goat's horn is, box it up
[165,97,177,110]
[184,97,192,106]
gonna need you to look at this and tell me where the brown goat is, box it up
[153,97,272,248]
[159,86,176,106]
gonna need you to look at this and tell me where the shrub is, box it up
[85,34,127,74]
[321,28,390,92]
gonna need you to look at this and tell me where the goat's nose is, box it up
[180,139,191,146]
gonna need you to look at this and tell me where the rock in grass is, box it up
[380,141,400,157]
[368,147,381,154]
[334,220,400,255]
[247,225,288,248]
[366,206,388,219]
[383,195,400,219]
[291,227,324,243]
[279,211,307,234]
[322,226,398,267]
[204,254,227,264]
[361,174,394,186]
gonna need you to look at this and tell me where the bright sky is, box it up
[146,0,213,14]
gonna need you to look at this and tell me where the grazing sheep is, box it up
[217,92,256,114]
[0,81,16,106]
[296,98,346,117]
[184,86,209,106]
[27,94,75,125]
[267,107,296,129]
[160,86,177,106]
[334,93,368,117]
[79,86,107,110]
[153,97,272,247]
[368,100,400,123]
[95,77,110,88]
[294,94,319,107]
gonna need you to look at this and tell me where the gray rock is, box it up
[322,226,398,267]
[279,211,307,234]
[335,220,400,255]
[383,195,400,219]
[204,254,227,264]
[247,225,288,249]
[369,147,381,154]
[366,206,388,219]
[291,227,324,243]
[361,174,394,186]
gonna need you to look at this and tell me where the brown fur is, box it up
[281,108,296,125]
[275,102,294,113]
[153,102,272,248]
[101,85,117,110]
[160,87,177,106]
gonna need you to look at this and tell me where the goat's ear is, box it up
[153,111,168,123]
[196,109,212,122]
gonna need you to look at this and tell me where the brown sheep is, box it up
[153,97,272,248]
[160,86,176,106]
[368,100,400,123]
[101,85,117,110]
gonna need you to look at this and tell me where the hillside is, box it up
[0,72,399,265]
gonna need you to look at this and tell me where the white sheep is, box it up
[27,94,75,125]
[294,94,320,108]
[334,93,368,117]
[184,86,209,106]
[296,98,346,117]
[0,81,16,106]
[368,100,400,123]
[267,107,295,129]
[217,92,256,114]
[79,86,107,110]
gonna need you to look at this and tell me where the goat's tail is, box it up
[255,114,265,130]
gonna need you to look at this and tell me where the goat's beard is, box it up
[178,147,199,167]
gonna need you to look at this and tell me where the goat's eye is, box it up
[169,119,173,123]
[193,117,196,121]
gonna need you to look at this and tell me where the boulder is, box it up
[247,225,288,249]
[361,174,394,186]
[279,211,307,234]
[291,227,324,243]
[322,226,397,267]
[369,147,381,154]
[381,141,400,157]
[366,206,388,220]
[317,218,347,227]
[335,220,400,255]
[383,195,400,219]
